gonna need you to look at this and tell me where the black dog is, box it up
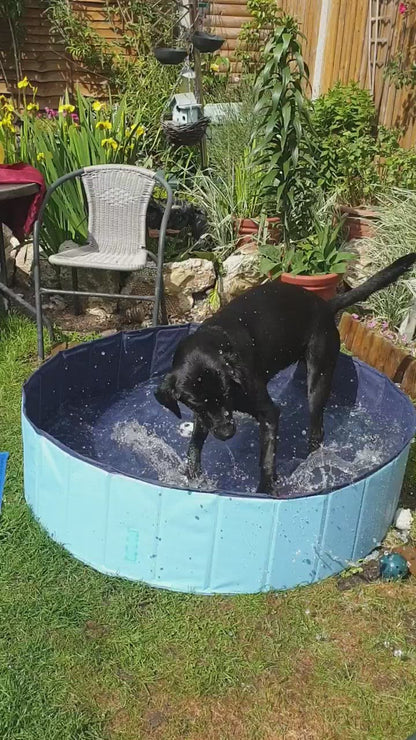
[155,254,416,494]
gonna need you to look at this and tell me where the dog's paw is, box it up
[256,479,278,496]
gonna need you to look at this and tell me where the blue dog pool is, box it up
[22,325,416,594]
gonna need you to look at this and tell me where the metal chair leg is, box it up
[160,284,168,325]
[33,234,45,361]
[71,268,81,315]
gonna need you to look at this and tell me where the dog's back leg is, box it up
[306,324,340,453]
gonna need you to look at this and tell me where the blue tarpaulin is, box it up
[0,452,9,509]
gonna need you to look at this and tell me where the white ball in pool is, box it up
[179,421,193,438]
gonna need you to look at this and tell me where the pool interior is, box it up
[23,328,416,498]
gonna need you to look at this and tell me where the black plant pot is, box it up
[191,32,224,53]
[154,47,187,65]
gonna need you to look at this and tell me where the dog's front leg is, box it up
[186,414,208,480]
[255,390,280,495]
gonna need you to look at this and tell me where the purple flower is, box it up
[367,319,377,329]
[351,313,359,320]
[70,112,79,123]
[45,107,57,119]
[381,321,388,330]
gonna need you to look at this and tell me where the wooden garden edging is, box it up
[339,312,416,400]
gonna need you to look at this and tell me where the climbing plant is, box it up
[236,0,283,74]
[0,0,25,102]
[44,0,176,102]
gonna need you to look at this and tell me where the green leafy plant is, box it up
[363,189,416,327]
[258,205,353,278]
[251,15,312,242]
[309,82,416,206]
[0,87,152,255]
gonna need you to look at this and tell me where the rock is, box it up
[191,295,215,322]
[221,251,262,302]
[14,242,33,279]
[86,306,111,320]
[344,239,373,289]
[2,224,20,283]
[163,258,215,296]
[394,507,413,533]
[122,266,193,322]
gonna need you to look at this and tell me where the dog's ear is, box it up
[224,351,246,390]
[154,373,182,418]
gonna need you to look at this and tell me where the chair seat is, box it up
[49,240,148,271]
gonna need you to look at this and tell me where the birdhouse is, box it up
[171,93,202,125]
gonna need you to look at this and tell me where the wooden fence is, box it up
[1,0,416,146]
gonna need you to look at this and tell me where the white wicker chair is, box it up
[33,164,173,359]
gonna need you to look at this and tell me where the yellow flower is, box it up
[37,152,45,162]
[0,115,15,133]
[17,76,30,89]
[3,102,14,113]
[0,95,6,103]
[26,102,39,112]
[210,63,220,72]
[134,124,145,137]
[101,137,118,151]
[92,101,104,112]
[95,120,112,131]
[58,103,75,114]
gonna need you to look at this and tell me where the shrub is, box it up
[310,81,416,205]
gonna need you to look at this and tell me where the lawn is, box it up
[1,313,416,740]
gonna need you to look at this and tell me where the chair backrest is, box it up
[81,164,156,255]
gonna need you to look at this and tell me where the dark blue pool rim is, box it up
[22,325,416,501]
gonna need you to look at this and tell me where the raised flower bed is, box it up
[339,312,416,398]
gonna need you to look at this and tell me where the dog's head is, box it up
[155,347,245,441]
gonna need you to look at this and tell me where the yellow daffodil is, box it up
[58,103,75,114]
[26,102,39,112]
[17,76,30,89]
[0,115,15,133]
[210,63,220,72]
[101,137,118,151]
[0,95,6,103]
[134,125,145,137]
[92,101,104,112]
[37,152,45,162]
[95,120,112,131]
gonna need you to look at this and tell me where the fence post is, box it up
[312,0,332,99]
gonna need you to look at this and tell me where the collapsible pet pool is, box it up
[22,325,416,594]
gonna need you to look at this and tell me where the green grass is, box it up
[1,313,416,740]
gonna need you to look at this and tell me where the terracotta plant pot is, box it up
[280,272,340,301]
[339,206,378,240]
[235,216,281,251]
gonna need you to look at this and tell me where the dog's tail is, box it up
[328,253,416,314]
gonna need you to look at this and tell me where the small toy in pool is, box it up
[379,552,409,581]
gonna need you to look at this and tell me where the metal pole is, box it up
[189,0,208,169]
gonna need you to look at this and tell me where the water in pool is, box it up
[45,365,406,498]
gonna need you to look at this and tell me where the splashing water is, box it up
[45,370,407,498]
[112,421,187,486]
